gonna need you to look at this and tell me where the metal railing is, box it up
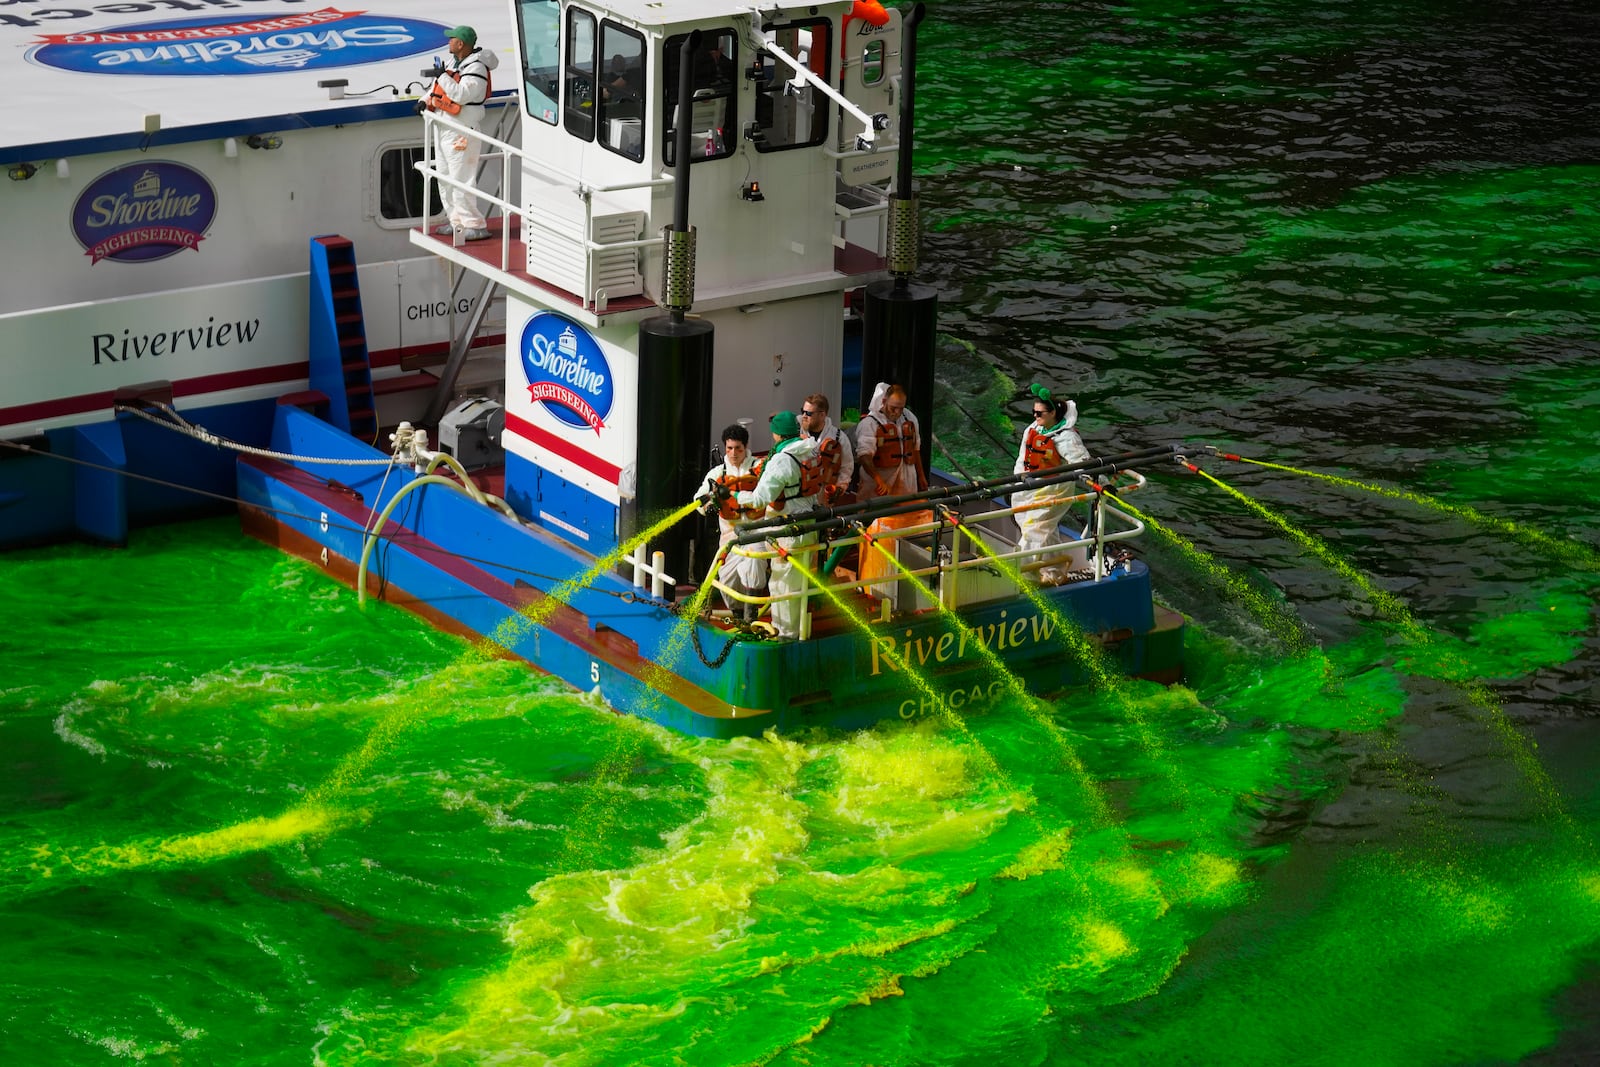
[705,471,1150,639]
[416,108,674,308]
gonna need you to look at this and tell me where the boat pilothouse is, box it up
[411,0,911,575]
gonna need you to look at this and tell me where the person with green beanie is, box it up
[1013,384,1092,584]
[735,411,820,638]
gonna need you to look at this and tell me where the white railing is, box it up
[416,108,674,309]
[708,471,1150,637]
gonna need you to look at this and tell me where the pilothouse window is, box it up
[662,30,736,165]
[564,8,597,141]
[754,19,830,153]
[517,0,560,125]
[597,23,645,161]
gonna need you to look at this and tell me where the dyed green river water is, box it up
[5,1,1600,1063]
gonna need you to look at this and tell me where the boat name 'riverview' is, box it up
[93,318,261,364]
[869,609,1060,676]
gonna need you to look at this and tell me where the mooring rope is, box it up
[116,403,396,466]
[0,436,647,602]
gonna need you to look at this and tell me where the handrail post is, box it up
[800,545,813,640]
[940,522,959,610]
[1092,488,1106,579]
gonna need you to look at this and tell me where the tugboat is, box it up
[1,0,1184,736]
[235,0,1185,736]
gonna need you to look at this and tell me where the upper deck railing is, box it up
[416,108,672,310]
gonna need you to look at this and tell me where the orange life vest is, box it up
[714,468,761,521]
[426,57,492,115]
[866,413,917,469]
[425,80,461,115]
[760,445,821,510]
[795,432,842,498]
[1022,425,1064,472]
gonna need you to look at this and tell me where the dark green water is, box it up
[5,1,1600,1063]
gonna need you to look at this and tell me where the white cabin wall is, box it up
[0,116,507,435]
[701,292,843,443]
[3,123,426,315]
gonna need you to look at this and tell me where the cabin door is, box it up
[837,8,901,187]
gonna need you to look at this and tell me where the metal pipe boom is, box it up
[731,443,1181,545]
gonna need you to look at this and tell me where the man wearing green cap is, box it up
[736,411,821,639]
[424,25,499,241]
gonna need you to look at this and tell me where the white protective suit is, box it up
[805,416,856,501]
[1012,400,1092,584]
[854,383,923,500]
[695,455,769,618]
[736,436,820,638]
[430,45,499,233]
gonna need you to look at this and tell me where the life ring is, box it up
[841,0,891,56]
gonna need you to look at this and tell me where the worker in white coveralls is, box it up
[1013,383,1091,585]
[854,382,926,500]
[695,424,769,621]
[424,25,499,241]
[735,411,820,639]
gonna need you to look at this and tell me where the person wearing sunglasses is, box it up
[854,382,926,500]
[798,394,855,504]
[1014,383,1092,585]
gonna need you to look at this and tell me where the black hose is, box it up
[732,444,1181,545]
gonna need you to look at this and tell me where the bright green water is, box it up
[2,518,1595,1064]
[7,0,1600,1062]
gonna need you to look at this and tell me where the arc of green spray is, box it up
[861,533,1110,824]
[1229,454,1600,573]
[476,499,705,656]
[853,532,1224,993]
[1195,466,1582,846]
[25,501,707,889]
[554,575,724,873]
[1103,491,1316,653]
[783,553,1009,787]
[955,521,1195,820]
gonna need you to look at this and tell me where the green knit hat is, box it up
[770,410,800,438]
[446,25,477,48]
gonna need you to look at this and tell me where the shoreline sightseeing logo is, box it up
[30,8,446,75]
[520,313,614,435]
[73,162,216,264]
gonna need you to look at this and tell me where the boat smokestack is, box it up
[887,2,925,289]
[860,3,935,482]
[660,31,701,326]
[631,30,713,594]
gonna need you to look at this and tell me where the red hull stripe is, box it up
[0,340,504,429]
[0,362,304,427]
[503,410,621,485]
